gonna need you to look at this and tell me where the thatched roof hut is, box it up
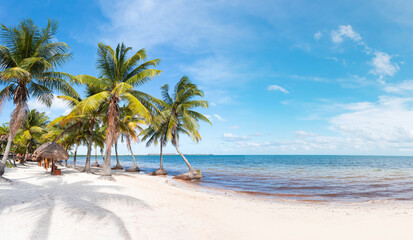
[33,142,69,160]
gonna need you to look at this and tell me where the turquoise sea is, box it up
[68,155,413,202]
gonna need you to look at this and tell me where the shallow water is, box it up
[68,155,413,202]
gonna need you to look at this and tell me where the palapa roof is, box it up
[33,142,69,160]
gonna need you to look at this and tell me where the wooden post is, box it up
[44,158,47,170]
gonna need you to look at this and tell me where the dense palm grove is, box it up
[0,19,210,182]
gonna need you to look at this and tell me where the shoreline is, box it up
[1,163,413,239]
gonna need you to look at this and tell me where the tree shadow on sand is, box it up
[0,168,152,240]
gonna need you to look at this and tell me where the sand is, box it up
[1,163,413,240]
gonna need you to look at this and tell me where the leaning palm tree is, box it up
[159,76,211,180]
[72,43,161,180]
[0,19,78,181]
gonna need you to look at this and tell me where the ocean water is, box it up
[68,155,413,202]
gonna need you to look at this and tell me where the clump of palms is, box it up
[155,76,211,180]
[0,19,78,181]
[18,109,48,164]
[72,43,161,180]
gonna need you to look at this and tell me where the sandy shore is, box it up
[1,163,413,240]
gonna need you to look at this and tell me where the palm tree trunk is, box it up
[83,120,95,173]
[101,148,105,162]
[174,128,193,171]
[92,145,99,167]
[160,138,164,169]
[12,152,16,167]
[102,99,118,179]
[127,137,137,168]
[22,142,32,165]
[0,101,27,179]
[73,144,78,168]
[113,141,123,169]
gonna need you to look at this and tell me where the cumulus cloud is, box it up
[222,96,413,154]
[330,96,413,145]
[267,85,289,94]
[331,25,362,44]
[370,51,399,82]
[329,25,398,83]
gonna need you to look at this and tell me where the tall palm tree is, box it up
[159,76,211,180]
[0,19,78,181]
[18,109,48,164]
[73,43,161,180]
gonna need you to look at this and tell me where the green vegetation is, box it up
[0,19,211,181]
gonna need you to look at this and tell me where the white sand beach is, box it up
[1,163,413,240]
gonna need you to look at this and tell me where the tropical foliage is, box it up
[0,19,211,181]
[0,19,78,179]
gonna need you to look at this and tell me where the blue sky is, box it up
[2,0,413,155]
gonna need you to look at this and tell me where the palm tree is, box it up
[119,106,145,172]
[73,43,161,180]
[0,19,78,181]
[91,126,105,167]
[50,93,102,173]
[18,109,49,164]
[159,76,211,180]
[140,115,169,175]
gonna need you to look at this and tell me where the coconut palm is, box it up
[73,43,161,180]
[159,76,211,180]
[140,114,169,175]
[18,109,49,164]
[50,93,102,173]
[118,106,145,172]
[0,19,78,180]
[91,126,105,167]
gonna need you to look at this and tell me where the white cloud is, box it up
[213,114,223,121]
[229,125,239,129]
[221,96,413,154]
[97,0,249,52]
[330,96,413,147]
[295,130,317,137]
[331,25,362,44]
[314,31,322,40]
[267,85,289,94]
[222,133,249,142]
[370,51,399,81]
[384,80,413,94]
[28,95,71,117]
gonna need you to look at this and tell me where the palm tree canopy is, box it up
[159,76,211,143]
[71,43,161,121]
[0,18,79,107]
